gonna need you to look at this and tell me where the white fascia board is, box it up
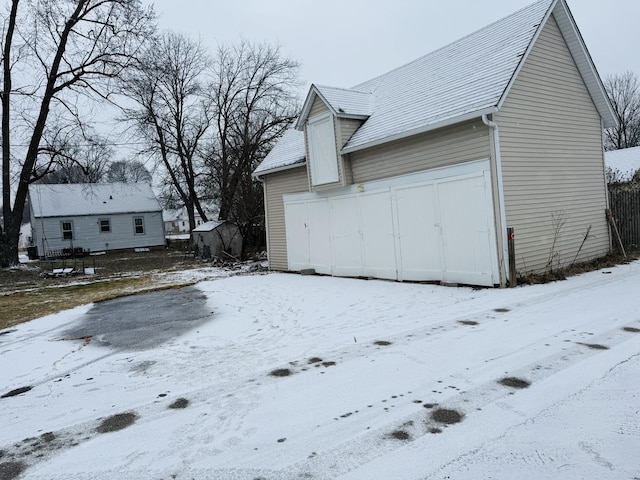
[497,0,616,128]
[340,107,498,155]
[551,0,617,127]
[252,161,307,180]
[497,0,557,111]
[336,114,369,122]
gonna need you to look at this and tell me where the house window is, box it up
[100,219,111,233]
[307,113,339,186]
[133,217,145,235]
[61,221,73,240]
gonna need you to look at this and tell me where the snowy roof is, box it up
[253,129,306,176]
[254,0,615,175]
[605,146,640,181]
[295,85,373,129]
[192,220,226,232]
[29,183,161,218]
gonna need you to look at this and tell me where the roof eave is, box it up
[341,107,499,155]
[252,160,307,179]
[497,0,617,128]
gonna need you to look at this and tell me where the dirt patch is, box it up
[429,427,443,434]
[96,412,137,433]
[458,320,479,326]
[623,327,640,333]
[431,408,464,425]
[423,403,437,409]
[321,361,336,367]
[308,357,323,364]
[577,342,609,350]
[498,377,531,389]
[1,386,32,398]
[269,368,292,377]
[40,432,56,443]
[0,461,26,480]
[168,398,189,409]
[389,430,411,441]
[373,340,392,346]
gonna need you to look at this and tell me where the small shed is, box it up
[192,220,242,260]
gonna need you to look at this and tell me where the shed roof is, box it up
[255,0,615,176]
[605,146,640,181]
[29,183,161,218]
[192,220,226,232]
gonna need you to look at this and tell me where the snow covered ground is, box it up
[1,261,639,479]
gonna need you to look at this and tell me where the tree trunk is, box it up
[0,215,20,267]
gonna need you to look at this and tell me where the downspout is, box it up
[482,114,509,287]
[255,174,271,268]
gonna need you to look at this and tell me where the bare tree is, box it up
[604,71,640,150]
[1,0,155,267]
[120,31,212,232]
[207,41,300,257]
[35,133,113,183]
[105,159,152,183]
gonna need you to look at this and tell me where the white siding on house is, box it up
[497,15,610,274]
[264,167,310,270]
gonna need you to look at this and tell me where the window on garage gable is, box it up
[307,112,339,186]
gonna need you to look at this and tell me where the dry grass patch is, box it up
[0,249,200,330]
[1,276,196,330]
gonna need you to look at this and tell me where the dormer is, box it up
[296,85,372,190]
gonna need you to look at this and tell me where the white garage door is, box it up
[284,160,500,286]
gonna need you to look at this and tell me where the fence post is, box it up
[507,227,516,287]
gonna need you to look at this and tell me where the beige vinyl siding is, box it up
[339,118,364,146]
[309,96,329,118]
[497,15,609,274]
[263,166,310,270]
[349,119,490,183]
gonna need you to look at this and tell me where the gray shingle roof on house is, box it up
[254,0,615,176]
[605,146,640,181]
[29,183,161,218]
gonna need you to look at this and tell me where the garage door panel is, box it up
[438,174,497,286]
[307,200,332,275]
[330,196,363,276]
[360,191,397,280]
[395,184,443,281]
[284,202,309,271]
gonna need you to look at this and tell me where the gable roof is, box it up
[255,0,615,177]
[605,146,640,181]
[295,85,373,128]
[29,183,161,218]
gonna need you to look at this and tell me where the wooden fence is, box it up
[609,189,640,247]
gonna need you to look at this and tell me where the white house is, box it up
[29,183,165,257]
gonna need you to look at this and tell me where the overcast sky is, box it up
[146,0,639,93]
